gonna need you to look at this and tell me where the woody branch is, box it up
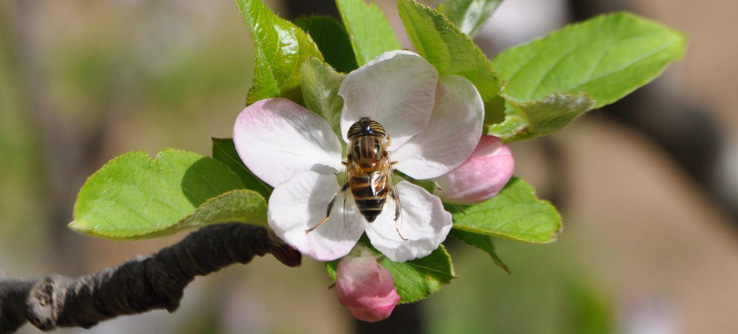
[0,223,301,334]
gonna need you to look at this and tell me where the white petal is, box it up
[392,75,484,180]
[339,51,438,148]
[233,98,343,187]
[268,171,364,261]
[363,181,452,262]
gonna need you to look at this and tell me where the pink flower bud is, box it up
[434,135,514,204]
[335,255,401,322]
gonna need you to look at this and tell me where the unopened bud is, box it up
[335,255,401,322]
[435,135,514,204]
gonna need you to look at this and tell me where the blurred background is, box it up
[1,0,737,333]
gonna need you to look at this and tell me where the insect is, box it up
[306,117,404,239]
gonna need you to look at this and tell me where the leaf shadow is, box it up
[181,157,239,208]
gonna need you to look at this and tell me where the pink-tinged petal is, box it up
[336,255,401,322]
[392,75,484,180]
[363,181,452,262]
[339,51,438,148]
[233,98,343,187]
[268,171,364,261]
[435,136,514,204]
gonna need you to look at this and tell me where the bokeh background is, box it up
[1,0,737,333]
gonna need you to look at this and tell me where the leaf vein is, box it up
[573,40,675,89]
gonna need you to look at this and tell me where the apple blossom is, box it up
[335,254,401,322]
[233,50,484,262]
[434,135,514,204]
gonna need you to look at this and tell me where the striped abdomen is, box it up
[350,171,389,222]
[348,135,391,223]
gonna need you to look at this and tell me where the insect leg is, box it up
[389,185,407,241]
[342,188,348,228]
[306,183,349,233]
[391,187,401,221]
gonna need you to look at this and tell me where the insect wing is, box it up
[340,184,359,231]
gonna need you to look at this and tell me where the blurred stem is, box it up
[0,0,122,275]
[282,0,339,19]
[538,136,568,211]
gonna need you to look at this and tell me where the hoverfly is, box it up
[306,117,404,239]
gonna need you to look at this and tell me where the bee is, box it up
[306,117,404,239]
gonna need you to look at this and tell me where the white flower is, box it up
[233,51,484,262]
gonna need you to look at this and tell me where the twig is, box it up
[0,223,301,334]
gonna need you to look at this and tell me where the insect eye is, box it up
[369,121,386,136]
[348,122,363,139]
[347,118,387,139]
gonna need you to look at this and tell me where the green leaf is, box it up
[398,0,503,120]
[294,16,358,73]
[301,57,345,139]
[236,0,323,105]
[450,177,561,243]
[70,150,265,239]
[494,12,686,106]
[485,107,528,141]
[326,243,455,304]
[450,229,510,274]
[491,12,687,141]
[211,138,272,198]
[386,245,455,303]
[492,92,596,141]
[336,0,401,66]
[438,0,503,37]
[176,190,267,230]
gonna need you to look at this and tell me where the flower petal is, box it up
[435,135,515,204]
[339,51,438,148]
[268,171,364,261]
[392,75,484,179]
[363,181,452,262]
[233,98,343,187]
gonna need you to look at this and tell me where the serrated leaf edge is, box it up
[399,0,503,100]
[70,149,252,239]
[70,189,267,239]
[451,178,563,243]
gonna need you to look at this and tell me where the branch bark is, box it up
[0,223,300,334]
